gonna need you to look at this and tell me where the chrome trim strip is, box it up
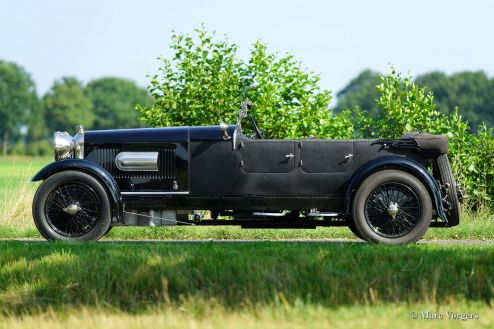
[121,191,190,195]
[306,212,340,217]
[115,152,159,171]
[252,212,285,217]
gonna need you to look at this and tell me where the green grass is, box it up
[0,242,492,327]
[101,209,494,240]
[2,212,494,241]
[1,242,493,312]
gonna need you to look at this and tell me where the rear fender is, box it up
[344,156,447,222]
[32,159,122,222]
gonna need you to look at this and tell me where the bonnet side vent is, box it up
[91,145,176,180]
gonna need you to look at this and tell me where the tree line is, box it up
[0,60,153,155]
[336,69,494,131]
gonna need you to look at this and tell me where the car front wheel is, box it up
[351,170,432,244]
[32,170,111,241]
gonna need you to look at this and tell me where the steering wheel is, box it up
[248,114,264,139]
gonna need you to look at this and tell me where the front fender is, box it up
[344,156,447,222]
[32,159,122,222]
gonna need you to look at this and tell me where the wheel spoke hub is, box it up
[44,181,101,237]
[387,202,399,219]
[63,204,82,215]
[365,182,421,238]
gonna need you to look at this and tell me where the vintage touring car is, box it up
[32,101,463,244]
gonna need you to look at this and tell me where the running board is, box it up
[173,218,349,228]
[250,212,346,218]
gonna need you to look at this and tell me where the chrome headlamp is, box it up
[53,125,85,161]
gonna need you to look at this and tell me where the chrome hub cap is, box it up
[365,182,421,238]
[387,202,399,219]
[63,204,82,215]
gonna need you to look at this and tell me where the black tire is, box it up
[32,170,111,241]
[352,170,432,244]
[435,154,460,225]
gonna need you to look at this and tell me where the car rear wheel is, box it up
[352,170,432,244]
[32,170,111,241]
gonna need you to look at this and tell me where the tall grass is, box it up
[0,165,37,230]
[0,241,493,314]
[0,241,492,329]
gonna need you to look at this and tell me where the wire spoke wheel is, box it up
[352,170,432,244]
[364,182,421,238]
[44,181,102,237]
[33,171,111,241]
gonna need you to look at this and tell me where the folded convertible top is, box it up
[374,132,448,157]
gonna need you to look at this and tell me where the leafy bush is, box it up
[372,68,449,137]
[359,69,494,209]
[455,123,494,208]
[138,27,333,139]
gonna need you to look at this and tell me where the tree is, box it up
[86,77,153,130]
[138,27,332,139]
[242,42,332,138]
[337,69,494,132]
[408,71,493,131]
[414,71,456,116]
[24,98,51,156]
[0,60,37,155]
[42,77,94,132]
[446,71,491,130]
[334,69,381,117]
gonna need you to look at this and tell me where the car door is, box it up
[299,140,354,173]
[238,139,296,173]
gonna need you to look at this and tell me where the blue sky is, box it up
[1,0,493,98]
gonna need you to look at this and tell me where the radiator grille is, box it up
[90,146,176,180]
